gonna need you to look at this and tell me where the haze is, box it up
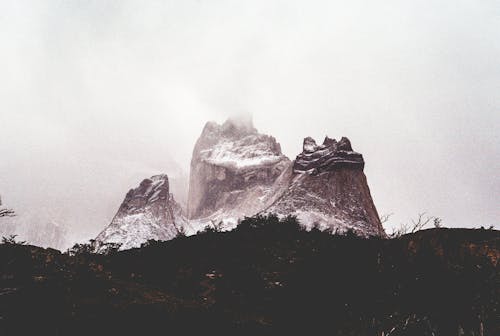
[0,0,498,247]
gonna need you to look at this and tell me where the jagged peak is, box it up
[192,117,287,172]
[337,137,353,151]
[302,135,353,153]
[322,136,337,147]
[124,174,171,207]
[294,135,364,174]
[223,113,254,130]
[95,172,189,251]
[221,116,257,137]
[149,174,169,183]
[200,117,257,140]
[201,121,220,134]
[303,137,318,153]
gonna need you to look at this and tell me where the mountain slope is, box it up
[1,223,498,335]
[187,119,384,236]
[265,136,384,236]
[187,118,291,230]
[95,174,189,250]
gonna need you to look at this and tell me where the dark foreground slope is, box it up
[1,217,498,336]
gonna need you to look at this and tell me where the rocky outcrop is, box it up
[95,174,190,250]
[294,136,364,174]
[265,136,384,237]
[187,118,291,230]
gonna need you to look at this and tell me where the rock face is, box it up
[0,203,69,250]
[95,174,189,250]
[20,220,68,250]
[187,118,291,230]
[294,136,364,173]
[187,119,384,237]
[265,136,384,237]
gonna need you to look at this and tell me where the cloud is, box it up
[0,0,498,245]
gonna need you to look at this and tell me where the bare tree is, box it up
[409,212,434,233]
[0,196,15,218]
[380,213,394,224]
[388,212,443,238]
[1,234,25,245]
[211,220,224,232]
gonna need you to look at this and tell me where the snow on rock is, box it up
[187,120,384,237]
[95,174,191,250]
[264,136,385,237]
[187,117,291,223]
[95,127,385,251]
[200,139,283,170]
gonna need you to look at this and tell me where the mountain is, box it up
[95,174,190,250]
[187,118,384,236]
[187,118,291,230]
[94,119,384,248]
[264,136,385,236]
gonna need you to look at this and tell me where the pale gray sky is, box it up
[1,0,499,245]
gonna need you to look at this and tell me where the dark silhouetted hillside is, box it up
[1,216,498,336]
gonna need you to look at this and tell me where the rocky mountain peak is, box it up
[187,119,291,225]
[322,136,337,147]
[265,135,384,237]
[294,136,364,175]
[121,175,170,212]
[200,117,257,144]
[303,137,319,153]
[337,136,353,151]
[192,120,285,172]
[221,116,257,137]
[96,174,189,250]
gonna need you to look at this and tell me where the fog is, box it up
[0,0,498,247]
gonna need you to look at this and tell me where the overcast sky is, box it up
[0,0,498,244]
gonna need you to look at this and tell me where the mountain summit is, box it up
[187,119,291,230]
[95,175,189,250]
[265,136,384,236]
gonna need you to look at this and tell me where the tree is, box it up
[1,234,26,245]
[408,212,434,233]
[433,217,443,228]
[380,213,394,224]
[175,225,187,238]
[388,212,443,238]
[0,195,15,218]
[212,220,225,232]
[67,240,96,256]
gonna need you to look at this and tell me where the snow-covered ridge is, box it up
[188,118,291,221]
[95,174,190,250]
[199,134,285,170]
[194,118,286,171]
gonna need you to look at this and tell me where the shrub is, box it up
[1,234,26,245]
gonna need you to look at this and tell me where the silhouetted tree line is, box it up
[0,215,498,336]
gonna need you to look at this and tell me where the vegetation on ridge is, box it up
[1,215,498,335]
